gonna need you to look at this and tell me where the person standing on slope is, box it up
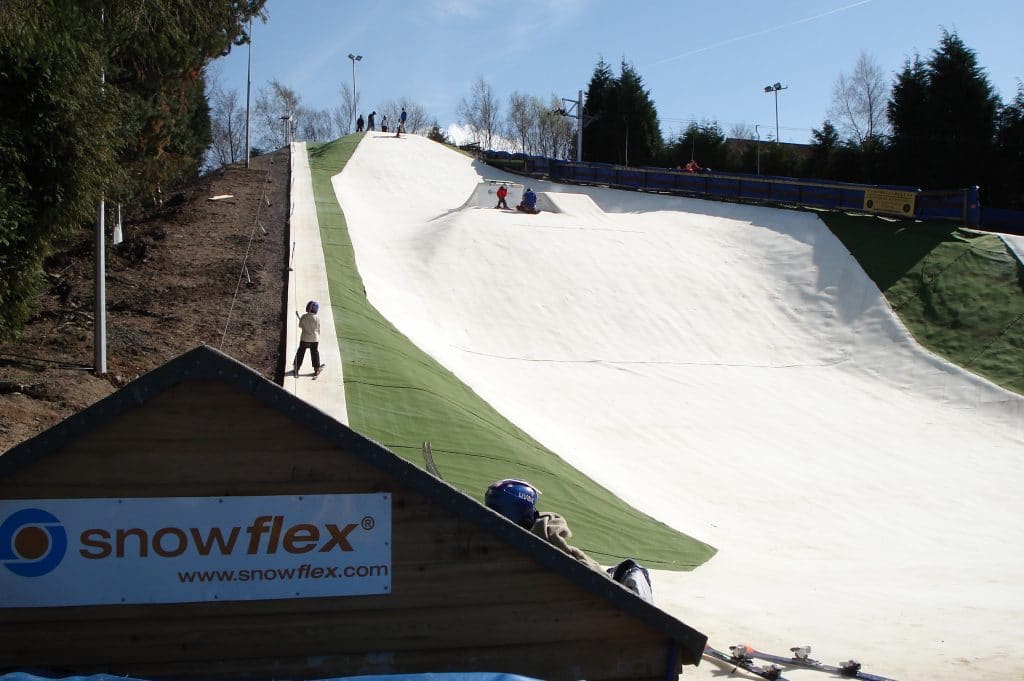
[381,115,389,133]
[495,184,509,209]
[293,300,324,377]
[484,479,654,603]
[356,114,364,132]
[367,111,376,131]
[395,107,407,137]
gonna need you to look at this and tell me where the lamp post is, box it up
[763,82,788,144]
[347,53,362,131]
[245,19,252,168]
[280,112,292,147]
[754,124,761,175]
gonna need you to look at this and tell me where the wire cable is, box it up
[219,153,277,349]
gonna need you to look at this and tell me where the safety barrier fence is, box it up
[980,207,1024,236]
[481,151,1009,231]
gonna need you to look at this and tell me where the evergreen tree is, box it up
[582,59,616,163]
[805,120,840,179]
[616,61,662,166]
[665,121,727,170]
[581,59,661,166]
[925,30,999,189]
[0,1,114,338]
[995,83,1024,208]
[887,54,929,185]
[888,31,1000,190]
[0,0,265,339]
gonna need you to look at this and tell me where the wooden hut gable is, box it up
[0,345,706,681]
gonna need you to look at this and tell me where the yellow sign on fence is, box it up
[863,188,917,217]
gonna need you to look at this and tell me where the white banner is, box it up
[0,494,391,608]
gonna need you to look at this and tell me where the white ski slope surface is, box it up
[333,134,1024,681]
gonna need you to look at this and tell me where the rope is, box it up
[219,153,278,349]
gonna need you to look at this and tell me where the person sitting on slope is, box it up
[516,187,539,213]
[484,478,653,603]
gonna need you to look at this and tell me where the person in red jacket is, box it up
[495,184,509,209]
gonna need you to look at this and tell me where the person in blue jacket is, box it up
[517,187,539,213]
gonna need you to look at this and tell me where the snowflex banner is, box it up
[0,494,392,607]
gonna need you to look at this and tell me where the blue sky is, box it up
[210,0,1023,144]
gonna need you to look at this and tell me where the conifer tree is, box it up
[888,30,1000,189]
[581,58,661,166]
[0,0,265,339]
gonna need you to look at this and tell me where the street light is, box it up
[347,53,362,131]
[754,124,761,175]
[279,112,292,147]
[763,82,788,144]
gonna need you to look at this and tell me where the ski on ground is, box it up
[704,645,789,681]
[732,645,898,681]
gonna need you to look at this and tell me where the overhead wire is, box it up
[219,152,277,350]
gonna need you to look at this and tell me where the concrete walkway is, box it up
[283,142,348,424]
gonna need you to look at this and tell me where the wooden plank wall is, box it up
[0,380,684,681]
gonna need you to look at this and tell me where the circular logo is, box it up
[0,508,68,577]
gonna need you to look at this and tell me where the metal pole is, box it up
[774,89,780,144]
[94,8,107,376]
[755,124,761,174]
[245,19,252,168]
[347,54,361,132]
[95,199,107,375]
[576,89,583,162]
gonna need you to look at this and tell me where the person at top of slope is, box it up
[484,478,654,603]
[395,106,407,137]
[516,187,539,214]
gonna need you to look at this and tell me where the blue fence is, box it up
[980,207,1024,235]
[482,151,998,229]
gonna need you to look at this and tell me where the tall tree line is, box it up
[461,31,1021,211]
[0,0,266,339]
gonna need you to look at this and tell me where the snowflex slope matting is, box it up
[330,134,1023,681]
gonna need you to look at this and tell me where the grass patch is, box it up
[821,212,1024,394]
[306,138,716,570]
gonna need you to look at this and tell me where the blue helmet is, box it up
[485,479,540,528]
[306,300,319,313]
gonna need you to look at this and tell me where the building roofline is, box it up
[0,344,707,663]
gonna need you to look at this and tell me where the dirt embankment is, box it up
[0,149,290,452]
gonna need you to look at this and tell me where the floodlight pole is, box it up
[94,8,107,376]
[559,89,585,161]
[764,82,788,144]
[755,124,761,175]
[245,19,252,168]
[280,112,292,147]
[348,53,362,131]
